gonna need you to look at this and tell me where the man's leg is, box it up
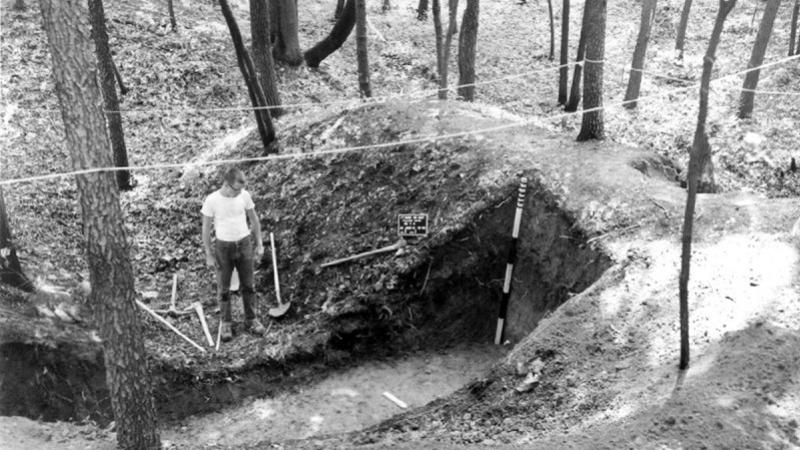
[236,236,265,334]
[215,240,235,340]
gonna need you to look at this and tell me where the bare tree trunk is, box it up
[439,0,459,99]
[335,0,345,19]
[0,188,33,292]
[382,0,391,12]
[89,0,132,191]
[355,0,372,97]
[576,0,606,141]
[547,0,554,60]
[417,0,429,20]
[675,0,692,59]
[790,0,799,56]
[273,0,303,65]
[565,4,587,112]
[558,0,569,104]
[14,0,26,11]
[679,0,736,371]
[623,0,657,109]
[433,0,445,98]
[457,0,478,100]
[38,0,160,447]
[167,0,177,31]
[219,0,276,153]
[304,0,355,68]
[738,0,781,119]
[250,0,283,117]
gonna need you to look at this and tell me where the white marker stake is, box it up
[382,391,408,409]
[495,177,528,345]
[194,303,215,347]
[215,320,222,351]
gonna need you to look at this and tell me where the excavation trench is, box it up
[0,182,611,438]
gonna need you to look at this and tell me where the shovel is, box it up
[267,232,290,318]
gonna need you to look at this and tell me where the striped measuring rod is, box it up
[494,177,528,345]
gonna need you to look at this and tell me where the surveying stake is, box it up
[495,177,528,345]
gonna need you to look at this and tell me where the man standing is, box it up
[202,167,266,341]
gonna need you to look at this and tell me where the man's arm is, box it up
[202,214,216,268]
[246,208,264,258]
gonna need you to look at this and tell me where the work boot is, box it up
[245,318,267,336]
[220,321,233,342]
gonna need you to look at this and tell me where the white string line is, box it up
[8,61,586,115]
[716,87,800,96]
[2,53,798,187]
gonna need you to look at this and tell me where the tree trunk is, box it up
[418,0,429,20]
[558,0,569,104]
[14,0,25,11]
[304,0,355,68]
[565,4,587,112]
[219,0,276,153]
[355,0,372,97]
[679,0,736,371]
[167,0,177,31]
[273,0,303,66]
[382,0,391,12]
[547,0,554,60]
[790,0,799,56]
[433,0,445,98]
[623,0,657,109]
[88,0,132,191]
[675,0,692,58]
[0,188,33,292]
[38,0,160,447]
[576,0,606,141]
[335,0,345,19]
[439,0,459,99]
[457,0,478,101]
[738,0,781,119]
[250,0,283,117]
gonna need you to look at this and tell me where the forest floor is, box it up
[1,0,800,448]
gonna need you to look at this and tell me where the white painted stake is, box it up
[382,391,408,409]
[215,320,222,351]
[194,303,215,347]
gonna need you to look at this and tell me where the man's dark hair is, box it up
[223,167,244,184]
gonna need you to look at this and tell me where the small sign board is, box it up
[397,213,429,238]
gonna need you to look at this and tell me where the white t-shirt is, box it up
[201,189,255,241]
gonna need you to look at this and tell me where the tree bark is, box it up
[38,0,160,447]
[335,0,345,19]
[433,0,445,98]
[675,0,692,58]
[304,0,355,68]
[0,188,33,292]
[790,0,799,56]
[273,0,303,66]
[547,0,555,60]
[576,0,606,141]
[738,0,781,119]
[679,0,736,371]
[88,0,132,191]
[558,0,569,104]
[457,0,478,100]
[439,0,459,99]
[355,0,372,97]
[417,0,429,20]
[623,0,657,109]
[250,0,283,117]
[111,57,128,95]
[14,0,26,11]
[565,4,587,112]
[167,0,177,31]
[219,0,276,153]
[382,0,391,12]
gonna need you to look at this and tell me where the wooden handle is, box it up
[194,303,214,347]
[320,241,403,268]
[270,232,282,305]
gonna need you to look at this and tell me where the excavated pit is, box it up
[0,179,611,429]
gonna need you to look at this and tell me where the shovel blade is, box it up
[268,302,291,318]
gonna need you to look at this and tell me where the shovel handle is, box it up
[270,232,282,304]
